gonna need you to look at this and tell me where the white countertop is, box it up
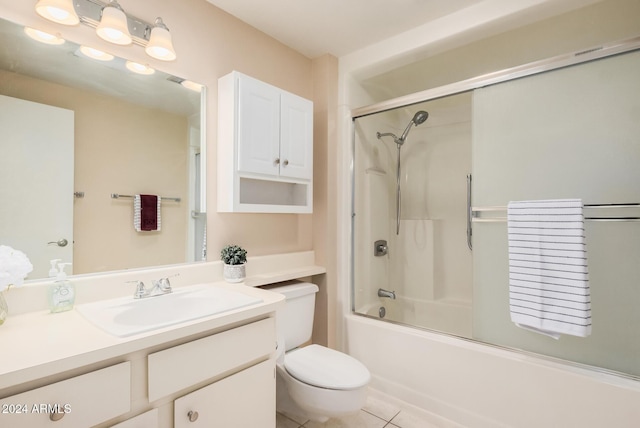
[0,282,285,392]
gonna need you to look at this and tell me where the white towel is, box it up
[134,194,162,232]
[507,199,591,339]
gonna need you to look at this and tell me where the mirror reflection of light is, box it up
[79,45,115,62]
[24,27,65,45]
[180,80,203,92]
[125,61,155,75]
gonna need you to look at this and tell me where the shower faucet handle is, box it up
[374,240,388,256]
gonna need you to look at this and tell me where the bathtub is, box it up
[357,296,472,338]
[345,314,640,428]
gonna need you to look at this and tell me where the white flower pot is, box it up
[223,263,246,283]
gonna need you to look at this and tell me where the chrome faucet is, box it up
[148,277,173,297]
[378,288,396,300]
[129,274,178,299]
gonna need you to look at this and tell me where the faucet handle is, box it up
[158,278,172,292]
[127,280,148,299]
[158,273,179,292]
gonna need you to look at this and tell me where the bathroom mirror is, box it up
[0,16,206,281]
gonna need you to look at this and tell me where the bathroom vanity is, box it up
[0,282,284,427]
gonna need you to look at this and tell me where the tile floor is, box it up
[276,389,462,428]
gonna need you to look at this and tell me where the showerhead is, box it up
[398,110,429,143]
[413,110,429,125]
[376,110,429,146]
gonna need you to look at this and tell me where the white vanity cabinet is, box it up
[174,359,275,427]
[218,71,313,213]
[147,317,276,427]
[0,362,130,427]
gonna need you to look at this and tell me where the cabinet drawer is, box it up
[110,408,158,428]
[0,362,130,428]
[148,317,275,402]
[174,358,275,428]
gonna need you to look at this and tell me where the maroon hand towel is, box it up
[140,194,158,231]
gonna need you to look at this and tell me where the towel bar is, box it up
[111,193,181,203]
[471,203,640,222]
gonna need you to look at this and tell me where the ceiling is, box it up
[205,0,601,59]
[206,0,479,58]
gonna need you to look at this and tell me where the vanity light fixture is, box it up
[34,0,177,61]
[145,18,176,61]
[35,0,79,26]
[95,0,132,46]
[125,61,155,75]
[79,45,114,61]
[24,27,66,45]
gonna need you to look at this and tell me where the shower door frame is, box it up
[350,36,640,120]
[349,35,640,378]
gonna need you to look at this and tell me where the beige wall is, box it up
[0,69,189,274]
[0,0,324,264]
[311,54,339,347]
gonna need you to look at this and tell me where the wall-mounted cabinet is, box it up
[217,71,313,213]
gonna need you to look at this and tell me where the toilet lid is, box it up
[284,344,370,390]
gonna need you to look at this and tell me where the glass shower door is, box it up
[352,93,473,337]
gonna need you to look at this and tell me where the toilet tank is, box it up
[264,282,319,351]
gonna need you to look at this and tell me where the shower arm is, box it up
[376,132,402,145]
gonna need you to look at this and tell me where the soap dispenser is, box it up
[48,262,75,313]
[48,259,61,278]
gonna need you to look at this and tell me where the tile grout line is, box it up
[362,407,402,422]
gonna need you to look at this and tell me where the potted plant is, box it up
[220,244,247,283]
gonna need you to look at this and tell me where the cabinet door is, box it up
[237,75,281,176]
[280,91,313,180]
[174,358,275,428]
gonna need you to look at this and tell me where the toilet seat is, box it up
[284,344,370,390]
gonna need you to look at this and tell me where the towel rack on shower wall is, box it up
[471,203,640,222]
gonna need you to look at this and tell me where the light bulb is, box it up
[35,0,79,26]
[145,18,176,61]
[96,1,132,46]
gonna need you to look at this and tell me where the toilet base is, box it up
[276,364,367,423]
[276,381,329,423]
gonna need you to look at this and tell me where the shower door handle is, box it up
[466,174,473,251]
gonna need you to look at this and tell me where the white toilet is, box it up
[266,282,370,423]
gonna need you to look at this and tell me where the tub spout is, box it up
[378,288,396,300]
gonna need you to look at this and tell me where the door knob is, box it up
[48,239,68,247]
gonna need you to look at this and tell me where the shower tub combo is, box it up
[346,43,640,427]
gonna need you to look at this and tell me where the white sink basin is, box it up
[76,284,262,337]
